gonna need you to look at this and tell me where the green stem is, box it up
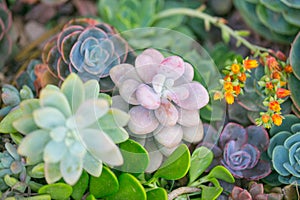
[154,8,270,54]
[168,187,201,200]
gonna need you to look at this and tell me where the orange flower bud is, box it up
[224,75,231,81]
[269,101,281,112]
[275,50,287,61]
[276,88,291,98]
[266,82,273,90]
[231,64,240,74]
[262,114,270,123]
[214,91,223,100]
[238,73,247,82]
[272,71,281,80]
[224,82,233,92]
[272,114,282,126]
[280,81,287,87]
[284,65,293,73]
[233,85,241,95]
[225,92,234,104]
[266,56,280,71]
[243,59,258,70]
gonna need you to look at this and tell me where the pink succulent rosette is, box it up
[110,48,209,172]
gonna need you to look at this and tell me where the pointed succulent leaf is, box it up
[43,141,67,163]
[83,152,102,177]
[38,183,73,200]
[5,143,20,160]
[20,99,40,115]
[89,166,118,198]
[80,129,123,166]
[206,165,235,183]
[29,163,45,178]
[0,108,23,133]
[33,107,66,129]
[71,171,89,200]
[60,153,83,185]
[44,162,62,184]
[61,73,84,112]
[200,185,223,200]
[83,79,100,100]
[13,115,38,135]
[98,108,130,129]
[49,126,67,142]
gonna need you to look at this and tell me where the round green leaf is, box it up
[72,171,89,200]
[146,188,168,200]
[106,173,146,200]
[200,185,223,200]
[154,144,190,180]
[38,183,73,200]
[86,194,96,200]
[23,195,51,200]
[116,139,149,173]
[0,108,23,133]
[89,166,119,198]
[206,166,235,183]
[189,146,213,184]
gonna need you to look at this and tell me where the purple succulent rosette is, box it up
[219,123,271,180]
[0,0,12,69]
[42,18,129,91]
[110,48,209,172]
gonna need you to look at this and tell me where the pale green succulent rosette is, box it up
[13,73,130,185]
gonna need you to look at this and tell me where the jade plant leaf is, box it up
[206,166,235,183]
[153,144,190,180]
[116,139,149,173]
[189,146,213,184]
[71,171,89,200]
[0,108,23,133]
[86,194,97,200]
[106,173,146,200]
[200,185,223,200]
[146,188,168,200]
[38,183,73,200]
[89,166,118,198]
[19,195,51,200]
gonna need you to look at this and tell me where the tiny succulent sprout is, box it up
[219,123,271,180]
[42,18,130,92]
[13,73,130,185]
[110,48,209,172]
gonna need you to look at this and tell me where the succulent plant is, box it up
[42,18,131,92]
[267,114,300,185]
[12,73,130,185]
[0,84,34,117]
[211,122,271,180]
[0,143,26,191]
[229,182,283,200]
[110,48,209,172]
[0,0,12,69]
[233,0,300,44]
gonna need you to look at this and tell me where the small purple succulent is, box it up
[110,48,209,172]
[219,123,271,180]
[42,18,129,91]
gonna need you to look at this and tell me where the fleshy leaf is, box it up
[272,146,290,176]
[44,162,61,184]
[154,125,183,148]
[83,79,100,100]
[60,153,83,185]
[200,185,223,200]
[13,115,38,135]
[38,183,73,200]
[0,108,23,134]
[146,188,168,200]
[33,108,66,129]
[206,165,235,183]
[43,141,67,163]
[71,171,89,200]
[83,152,102,177]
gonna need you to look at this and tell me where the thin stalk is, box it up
[154,8,270,54]
[168,187,201,200]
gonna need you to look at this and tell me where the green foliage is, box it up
[0,109,23,133]
[146,188,168,200]
[38,183,73,200]
[71,171,89,200]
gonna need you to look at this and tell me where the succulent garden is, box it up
[1,0,300,199]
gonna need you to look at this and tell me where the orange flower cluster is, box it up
[214,59,258,104]
[255,54,292,128]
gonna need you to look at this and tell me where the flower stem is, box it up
[154,8,270,55]
[168,186,201,200]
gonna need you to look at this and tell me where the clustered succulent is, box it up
[267,114,300,185]
[13,73,130,185]
[0,0,12,69]
[110,48,209,172]
[42,18,131,91]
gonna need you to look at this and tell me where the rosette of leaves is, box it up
[267,114,300,185]
[42,18,130,91]
[110,48,209,172]
[12,73,130,185]
[0,0,12,69]
[203,122,271,180]
[233,0,300,44]
[229,182,283,200]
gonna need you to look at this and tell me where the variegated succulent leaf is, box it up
[110,48,209,172]
[14,73,129,185]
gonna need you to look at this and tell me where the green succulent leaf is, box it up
[83,152,103,177]
[72,171,89,200]
[116,139,149,173]
[38,183,73,200]
[60,153,83,185]
[154,144,190,180]
[33,107,66,129]
[86,194,97,200]
[206,166,235,183]
[19,195,51,200]
[189,146,213,184]
[13,115,38,135]
[29,163,45,178]
[281,0,300,8]
[61,73,84,112]
[89,166,118,198]
[106,173,146,200]
[84,79,100,100]
[146,188,168,200]
[0,108,23,133]
[200,185,223,200]
[20,99,40,115]
[290,33,300,79]
[44,162,61,184]
[10,132,23,145]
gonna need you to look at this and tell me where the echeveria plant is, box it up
[219,123,271,180]
[42,18,130,91]
[110,48,209,172]
[0,0,12,69]
[13,73,130,185]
